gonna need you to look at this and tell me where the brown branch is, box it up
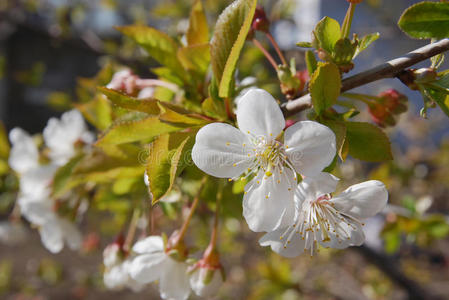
[282,38,449,116]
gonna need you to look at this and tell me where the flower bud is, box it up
[251,5,270,33]
[189,261,225,297]
[106,69,139,95]
[413,68,437,84]
[368,89,408,127]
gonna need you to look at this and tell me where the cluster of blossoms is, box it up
[102,233,224,299]
[7,110,94,253]
[192,89,388,256]
[368,89,408,128]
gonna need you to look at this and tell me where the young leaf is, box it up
[158,103,210,126]
[309,62,341,114]
[320,120,347,161]
[146,132,195,204]
[422,87,449,117]
[345,122,393,162]
[297,42,313,48]
[313,17,341,52]
[398,2,449,39]
[99,87,161,115]
[117,26,185,77]
[353,32,379,58]
[177,43,211,74]
[0,122,10,160]
[52,154,85,197]
[75,95,112,131]
[96,116,182,146]
[202,97,227,119]
[187,0,209,45]
[210,0,258,98]
[305,50,317,75]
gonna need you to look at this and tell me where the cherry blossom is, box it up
[128,235,191,300]
[259,173,388,257]
[192,89,336,232]
[189,264,224,298]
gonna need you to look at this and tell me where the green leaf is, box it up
[321,120,347,161]
[158,103,210,126]
[52,154,85,197]
[313,17,341,52]
[354,32,379,57]
[309,62,341,114]
[210,0,258,98]
[422,86,449,117]
[305,50,317,76]
[201,97,226,119]
[177,43,211,75]
[76,95,112,130]
[146,132,195,204]
[296,42,313,48]
[186,0,209,45]
[398,2,449,39]
[345,122,393,162]
[117,25,185,77]
[332,38,356,65]
[99,87,161,114]
[96,116,183,146]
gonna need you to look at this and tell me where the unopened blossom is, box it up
[43,109,94,166]
[106,69,139,95]
[192,89,336,232]
[103,243,144,292]
[190,266,224,298]
[260,173,388,257]
[128,235,191,300]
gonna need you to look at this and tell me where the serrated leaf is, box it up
[354,32,379,57]
[332,38,356,65]
[75,95,112,130]
[177,43,211,74]
[422,86,449,117]
[201,97,226,119]
[345,122,393,162]
[158,103,210,126]
[99,87,161,114]
[117,25,185,77]
[146,132,195,204]
[52,154,85,197]
[309,62,341,114]
[210,0,258,98]
[305,50,317,75]
[398,2,449,39]
[321,120,347,161]
[187,0,209,45]
[314,17,341,52]
[96,116,183,146]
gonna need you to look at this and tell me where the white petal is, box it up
[159,258,191,300]
[19,164,57,199]
[259,227,306,258]
[296,172,339,200]
[20,201,54,226]
[284,121,336,176]
[104,264,129,290]
[8,128,39,174]
[132,236,164,254]
[39,218,64,253]
[192,123,252,178]
[59,218,82,250]
[128,253,166,284]
[190,268,223,298]
[332,180,388,219]
[243,169,295,232]
[236,89,285,139]
[320,222,365,249]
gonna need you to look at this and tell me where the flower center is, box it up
[279,194,364,256]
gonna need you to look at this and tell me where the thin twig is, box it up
[282,39,449,116]
[253,38,279,71]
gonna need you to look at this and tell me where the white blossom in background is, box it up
[189,265,224,298]
[106,68,138,94]
[103,243,144,292]
[0,221,28,246]
[8,110,90,253]
[260,173,388,257]
[128,235,191,300]
[137,86,155,99]
[43,109,94,166]
[192,89,336,232]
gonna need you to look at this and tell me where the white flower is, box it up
[43,109,94,166]
[234,76,257,113]
[103,243,144,292]
[8,128,39,174]
[190,266,224,298]
[138,87,155,99]
[128,236,191,300]
[192,89,336,232]
[0,221,28,246]
[259,173,388,257]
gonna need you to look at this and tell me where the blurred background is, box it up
[0,0,448,299]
